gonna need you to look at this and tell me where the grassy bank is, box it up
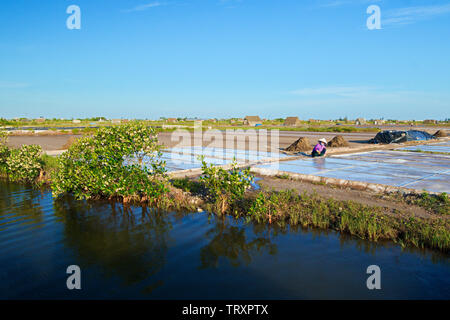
[172,178,449,252]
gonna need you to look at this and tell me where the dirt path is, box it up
[7,135,82,151]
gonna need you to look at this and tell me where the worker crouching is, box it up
[312,138,327,157]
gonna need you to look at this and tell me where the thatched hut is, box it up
[243,116,262,126]
[284,117,301,126]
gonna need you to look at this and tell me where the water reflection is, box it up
[312,157,326,171]
[0,180,448,299]
[0,182,45,230]
[199,217,277,269]
[53,198,172,293]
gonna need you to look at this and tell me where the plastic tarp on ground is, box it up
[370,130,436,144]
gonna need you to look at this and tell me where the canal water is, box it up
[0,181,448,299]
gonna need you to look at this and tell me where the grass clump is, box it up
[199,157,254,215]
[41,154,59,176]
[276,173,290,180]
[171,177,204,194]
[406,192,450,216]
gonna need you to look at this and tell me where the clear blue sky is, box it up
[1,0,449,120]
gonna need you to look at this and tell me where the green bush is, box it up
[51,122,168,202]
[0,130,10,168]
[200,157,253,214]
[5,145,43,182]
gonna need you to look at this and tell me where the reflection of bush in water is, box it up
[199,220,277,269]
[53,197,172,293]
[0,181,45,228]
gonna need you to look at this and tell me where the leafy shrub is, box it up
[51,122,168,203]
[199,157,254,214]
[249,192,272,223]
[5,145,43,182]
[0,130,10,169]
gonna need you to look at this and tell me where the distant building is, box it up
[72,119,81,124]
[111,119,122,124]
[423,119,438,124]
[243,116,262,126]
[35,117,45,123]
[374,119,385,125]
[355,118,366,125]
[167,118,178,123]
[284,117,301,126]
[308,119,318,123]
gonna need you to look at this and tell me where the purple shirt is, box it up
[313,143,326,153]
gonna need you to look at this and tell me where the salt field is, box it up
[255,149,450,193]
[136,143,450,193]
[397,141,450,153]
[160,146,289,171]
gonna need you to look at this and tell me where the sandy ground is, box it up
[255,175,440,219]
[6,135,82,151]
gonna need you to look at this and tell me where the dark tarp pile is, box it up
[370,130,436,144]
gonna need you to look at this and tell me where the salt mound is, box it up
[285,137,311,152]
[328,135,349,148]
[433,130,447,138]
